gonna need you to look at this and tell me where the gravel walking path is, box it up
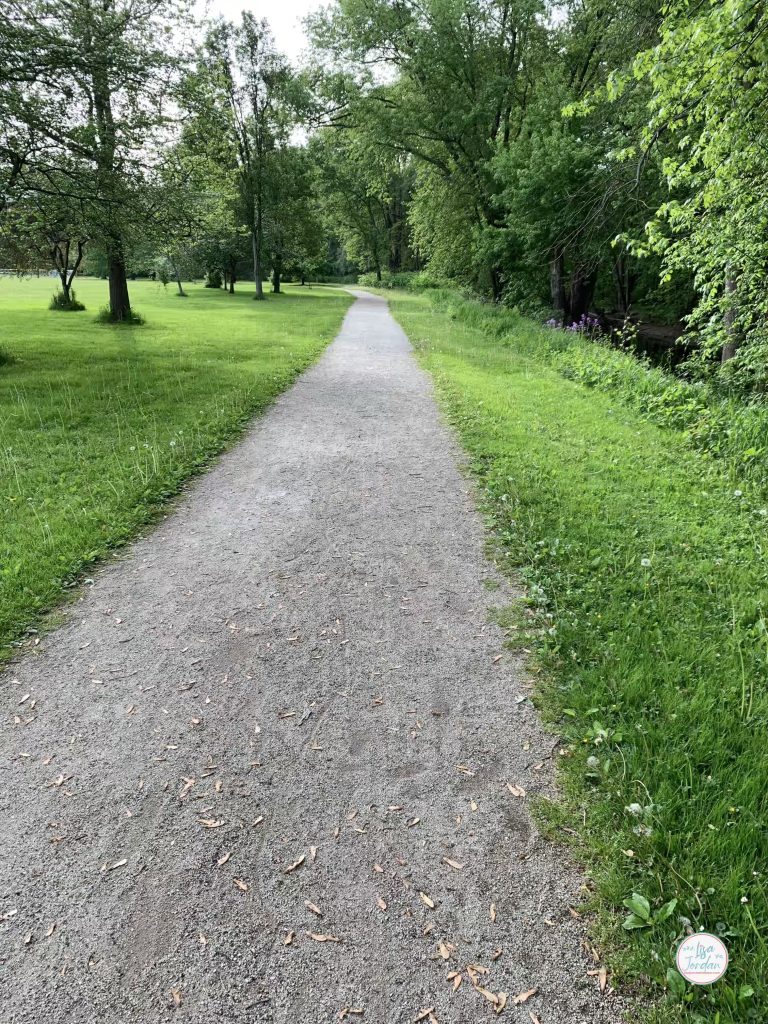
[1,292,625,1023]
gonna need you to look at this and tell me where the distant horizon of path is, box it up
[0,290,626,1023]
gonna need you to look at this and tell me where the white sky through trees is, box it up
[197,0,328,60]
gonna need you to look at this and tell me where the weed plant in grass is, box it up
[389,290,767,1023]
[0,277,351,656]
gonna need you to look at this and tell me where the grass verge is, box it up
[389,289,767,1023]
[0,277,351,658]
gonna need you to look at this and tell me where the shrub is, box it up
[49,289,86,312]
[356,269,448,291]
[204,270,222,289]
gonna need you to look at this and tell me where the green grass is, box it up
[0,276,351,656]
[389,290,767,1023]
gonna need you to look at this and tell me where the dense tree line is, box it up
[1,0,767,385]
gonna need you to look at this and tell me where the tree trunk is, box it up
[550,250,566,320]
[272,257,282,294]
[252,228,264,300]
[568,265,598,322]
[174,266,186,296]
[612,254,630,315]
[722,273,738,362]
[228,259,236,293]
[108,244,132,321]
[490,267,503,303]
[58,271,71,302]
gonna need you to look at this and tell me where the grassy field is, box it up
[389,290,767,1023]
[0,276,351,657]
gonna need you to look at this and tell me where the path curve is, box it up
[1,292,625,1023]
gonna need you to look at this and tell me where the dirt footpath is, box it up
[0,291,625,1023]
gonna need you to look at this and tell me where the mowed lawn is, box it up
[0,276,351,656]
[390,291,767,1022]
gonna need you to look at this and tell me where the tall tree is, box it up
[631,0,768,378]
[0,0,188,319]
[193,17,294,300]
[310,0,547,298]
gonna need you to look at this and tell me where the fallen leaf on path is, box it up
[447,971,462,991]
[170,988,183,1007]
[198,818,224,829]
[373,863,384,873]
[438,941,456,959]
[305,901,322,917]
[470,799,478,812]
[179,777,195,799]
[199,933,208,947]
[493,654,503,663]
[407,817,420,828]
[103,859,127,872]
[339,1009,364,1019]
[310,846,318,862]
[233,878,249,892]
[489,903,497,922]
[45,923,56,938]
[442,857,464,870]
[491,948,503,960]
[513,988,538,1004]
[376,897,387,911]
[252,816,264,826]
[415,1010,435,1022]
[285,855,305,873]
[217,852,231,866]
[419,892,435,909]
[306,931,340,942]
[494,992,508,1014]
[506,784,526,798]
[476,987,499,1006]
[284,930,295,945]
[456,765,475,776]
[529,1014,542,1024]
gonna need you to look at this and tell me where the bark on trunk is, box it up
[108,245,132,321]
[252,229,264,300]
[549,251,566,319]
[568,266,598,322]
[490,267,503,303]
[722,273,738,362]
[272,257,281,294]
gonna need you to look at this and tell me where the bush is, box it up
[95,305,145,326]
[204,270,222,289]
[356,269,447,290]
[49,289,86,312]
[426,288,768,492]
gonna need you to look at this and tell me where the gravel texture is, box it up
[1,291,627,1023]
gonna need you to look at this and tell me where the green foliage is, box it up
[630,0,768,381]
[356,269,443,290]
[48,288,85,311]
[0,277,351,658]
[390,288,768,1020]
